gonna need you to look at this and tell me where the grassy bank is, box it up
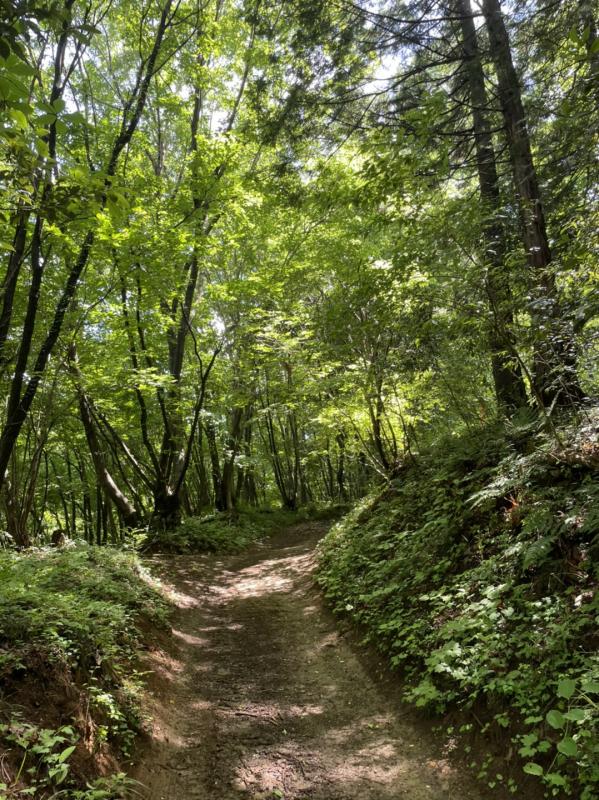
[316,419,599,798]
[0,546,169,799]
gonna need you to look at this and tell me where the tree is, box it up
[455,0,528,411]
[481,0,583,407]
[0,0,596,543]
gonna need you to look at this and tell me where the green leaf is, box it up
[65,111,86,125]
[523,763,543,776]
[8,109,28,128]
[0,74,28,100]
[545,773,567,787]
[557,678,576,699]
[563,708,585,722]
[546,709,565,729]
[35,138,50,158]
[557,737,577,758]
[58,744,76,762]
[0,75,12,99]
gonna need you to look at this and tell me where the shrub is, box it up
[144,504,345,553]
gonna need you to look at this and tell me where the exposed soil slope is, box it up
[134,522,487,800]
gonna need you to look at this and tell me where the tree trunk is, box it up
[69,346,140,528]
[4,476,31,548]
[336,431,348,501]
[457,0,528,411]
[481,0,583,407]
[151,488,182,531]
[205,417,223,509]
[195,431,212,509]
[219,406,244,511]
[0,208,30,372]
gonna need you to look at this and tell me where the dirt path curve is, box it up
[134,521,486,800]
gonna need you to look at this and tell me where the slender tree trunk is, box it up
[66,457,76,534]
[4,476,31,547]
[481,0,583,407]
[0,209,30,372]
[195,431,212,508]
[336,431,348,501]
[457,0,528,411]
[324,447,335,501]
[219,406,244,511]
[205,417,223,509]
[243,470,258,506]
[289,410,309,505]
[367,377,391,471]
[101,498,109,545]
[94,487,102,545]
[240,418,259,506]
[69,346,140,528]
[83,492,92,543]
[262,409,295,509]
[150,71,222,522]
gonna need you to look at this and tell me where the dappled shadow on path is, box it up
[133,523,485,800]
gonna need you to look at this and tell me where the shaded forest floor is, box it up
[133,521,489,800]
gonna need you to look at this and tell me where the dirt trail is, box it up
[134,522,486,800]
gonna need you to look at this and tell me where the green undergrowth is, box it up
[317,415,599,799]
[0,546,170,799]
[144,504,345,553]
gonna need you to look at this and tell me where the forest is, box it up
[0,0,597,798]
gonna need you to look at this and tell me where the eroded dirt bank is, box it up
[133,522,487,800]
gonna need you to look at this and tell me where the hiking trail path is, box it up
[134,521,487,800]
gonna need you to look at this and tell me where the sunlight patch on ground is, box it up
[220,553,314,599]
[172,629,210,646]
